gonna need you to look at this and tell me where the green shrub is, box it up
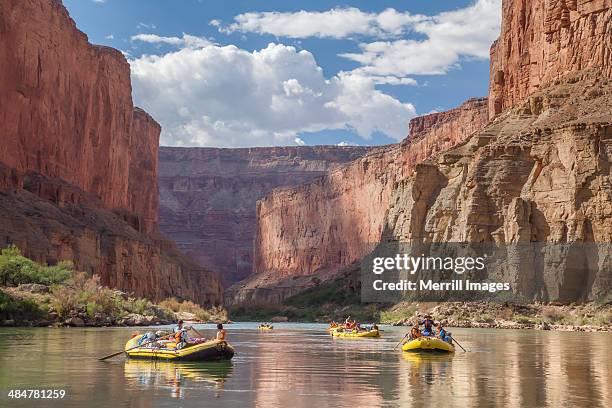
[0,290,43,321]
[0,245,72,286]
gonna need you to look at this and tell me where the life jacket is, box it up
[174,329,186,343]
[423,319,434,330]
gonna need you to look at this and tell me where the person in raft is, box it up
[215,324,226,341]
[419,315,437,336]
[437,322,453,344]
[409,325,421,340]
[173,320,192,349]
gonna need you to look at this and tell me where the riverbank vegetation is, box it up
[0,246,228,327]
[229,274,611,331]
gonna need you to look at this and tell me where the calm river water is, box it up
[0,323,610,407]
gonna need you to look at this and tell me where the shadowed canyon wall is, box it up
[228,0,612,305]
[0,0,222,303]
[158,146,373,286]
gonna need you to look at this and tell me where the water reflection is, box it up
[0,325,609,408]
[123,360,233,399]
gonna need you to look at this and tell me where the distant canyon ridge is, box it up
[158,146,373,286]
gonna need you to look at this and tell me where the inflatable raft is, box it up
[125,335,235,361]
[402,337,455,353]
[331,328,380,338]
[258,325,273,331]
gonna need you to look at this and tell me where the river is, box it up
[0,323,610,407]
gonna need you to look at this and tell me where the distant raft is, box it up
[258,325,274,331]
[402,337,455,353]
[125,335,235,361]
[331,328,380,338]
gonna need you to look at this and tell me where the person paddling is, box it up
[437,322,452,344]
[419,315,436,337]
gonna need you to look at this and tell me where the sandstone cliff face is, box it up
[230,0,612,305]
[0,0,159,233]
[488,0,612,118]
[0,0,222,303]
[158,146,372,286]
[0,166,222,304]
[227,98,490,304]
[386,72,612,302]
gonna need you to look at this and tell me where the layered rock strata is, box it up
[158,146,373,285]
[0,0,222,303]
[227,98,490,304]
[229,0,612,305]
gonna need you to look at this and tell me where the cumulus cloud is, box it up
[294,137,306,146]
[218,7,426,39]
[218,0,500,79]
[130,43,415,147]
[131,33,212,48]
[341,0,501,76]
[337,141,358,147]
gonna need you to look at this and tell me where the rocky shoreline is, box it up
[1,283,228,328]
[386,301,612,333]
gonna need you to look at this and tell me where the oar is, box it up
[393,334,408,350]
[452,337,467,352]
[190,327,205,339]
[98,335,170,361]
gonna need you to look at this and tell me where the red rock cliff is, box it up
[488,0,612,118]
[158,146,373,286]
[0,0,222,303]
[0,0,159,233]
[230,0,612,305]
[227,98,489,304]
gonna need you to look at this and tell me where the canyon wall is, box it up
[0,0,222,303]
[229,0,612,305]
[386,72,612,302]
[227,98,490,304]
[158,146,373,286]
[488,0,612,118]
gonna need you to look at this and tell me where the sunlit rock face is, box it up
[228,0,612,305]
[228,99,491,305]
[158,146,373,286]
[488,0,612,118]
[0,0,222,304]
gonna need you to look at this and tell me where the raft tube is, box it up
[331,328,380,338]
[402,337,455,353]
[125,336,235,361]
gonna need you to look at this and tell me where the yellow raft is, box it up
[402,337,455,353]
[258,325,273,331]
[331,328,380,338]
[125,335,235,361]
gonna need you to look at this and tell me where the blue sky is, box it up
[64,0,501,147]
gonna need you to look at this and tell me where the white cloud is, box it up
[105,34,114,40]
[341,0,501,76]
[337,141,358,146]
[131,33,211,48]
[219,0,500,79]
[294,137,306,146]
[130,43,415,147]
[92,0,106,3]
[217,7,425,39]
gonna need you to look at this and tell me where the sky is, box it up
[63,0,501,148]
